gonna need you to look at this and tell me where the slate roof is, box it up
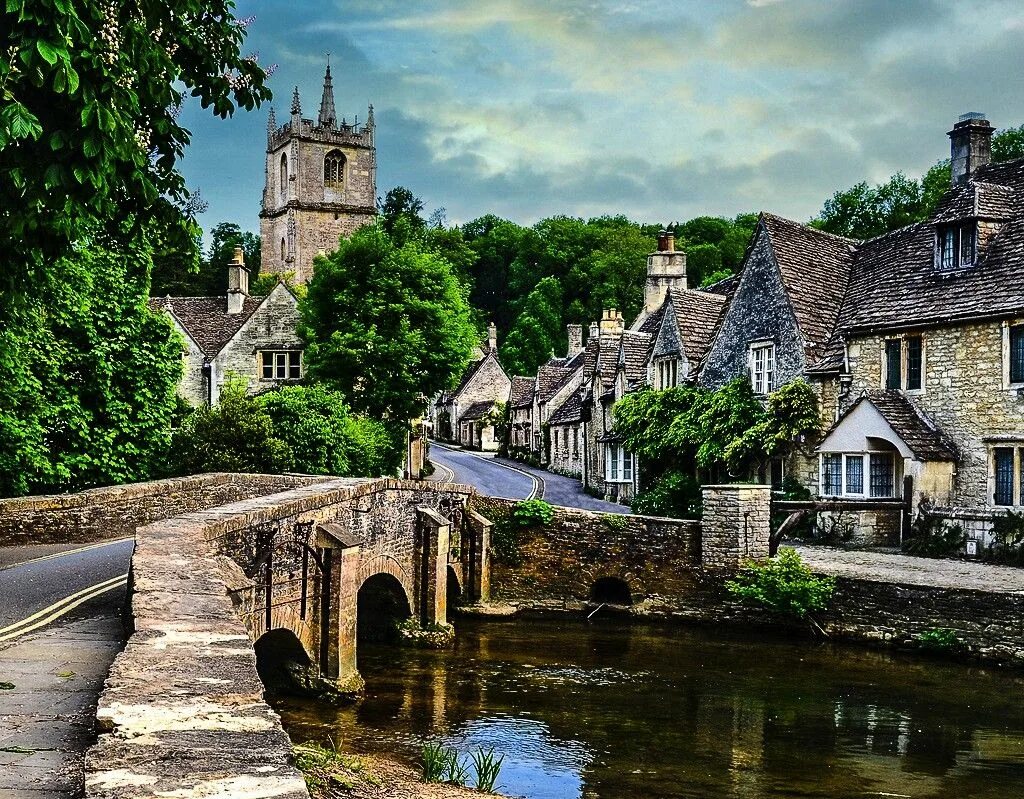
[459,400,497,422]
[537,365,574,403]
[451,351,494,398]
[761,213,858,361]
[667,288,730,370]
[149,296,264,356]
[582,337,601,380]
[931,181,1016,223]
[509,376,535,409]
[548,390,583,426]
[827,390,958,462]
[618,331,652,384]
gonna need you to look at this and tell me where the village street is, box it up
[0,541,131,798]
[428,442,629,514]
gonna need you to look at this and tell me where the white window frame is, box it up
[819,453,866,498]
[261,350,301,380]
[749,342,775,395]
[605,445,633,484]
[656,358,678,390]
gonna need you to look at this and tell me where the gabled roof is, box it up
[932,181,1016,223]
[666,287,730,370]
[548,389,583,426]
[760,213,858,360]
[451,350,501,399]
[537,365,574,403]
[459,400,497,422]
[509,376,535,409]
[149,295,265,356]
[617,330,652,384]
[825,390,957,462]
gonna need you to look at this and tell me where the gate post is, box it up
[416,507,451,627]
[465,509,492,603]
[700,484,772,568]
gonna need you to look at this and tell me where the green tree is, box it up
[300,224,477,424]
[378,185,425,245]
[0,233,183,496]
[170,379,292,475]
[151,221,261,297]
[1,0,271,285]
[501,277,564,376]
[992,123,1024,163]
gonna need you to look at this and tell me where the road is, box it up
[0,539,132,798]
[429,443,629,514]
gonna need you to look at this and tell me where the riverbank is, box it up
[298,745,501,799]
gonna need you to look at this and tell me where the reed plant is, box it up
[421,741,450,783]
[471,746,505,792]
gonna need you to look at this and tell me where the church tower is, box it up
[259,62,377,284]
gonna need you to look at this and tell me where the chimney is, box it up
[949,112,994,186]
[589,321,599,340]
[487,321,498,352]
[566,324,583,357]
[599,308,624,337]
[644,224,687,314]
[226,246,249,314]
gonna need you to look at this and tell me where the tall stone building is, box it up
[259,62,377,284]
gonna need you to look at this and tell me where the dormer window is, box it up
[936,221,976,271]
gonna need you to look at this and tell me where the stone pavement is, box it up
[795,544,1024,594]
[0,600,125,798]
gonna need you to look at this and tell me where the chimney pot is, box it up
[948,113,994,186]
[566,324,583,357]
[487,321,498,352]
[226,246,249,314]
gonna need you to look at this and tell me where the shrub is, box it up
[725,548,835,619]
[985,510,1024,566]
[509,498,554,528]
[916,627,965,654]
[491,499,553,565]
[902,513,966,558]
[631,470,701,519]
[259,385,352,476]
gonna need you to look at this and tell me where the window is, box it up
[821,452,895,497]
[992,446,1023,507]
[656,358,678,389]
[573,426,579,457]
[869,453,895,498]
[553,429,559,452]
[606,445,633,483]
[280,237,286,261]
[261,351,301,380]
[279,154,288,199]
[324,150,345,187]
[937,222,977,271]
[884,336,924,391]
[750,343,775,395]
[1010,325,1024,385]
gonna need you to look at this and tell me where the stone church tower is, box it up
[259,63,377,284]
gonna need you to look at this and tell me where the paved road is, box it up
[429,443,628,514]
[0,539,132,798]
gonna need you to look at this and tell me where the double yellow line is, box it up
[0,572,129,644]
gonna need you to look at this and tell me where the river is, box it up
[273,617,1024,799]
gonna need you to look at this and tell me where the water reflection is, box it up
[274,618,1024,799]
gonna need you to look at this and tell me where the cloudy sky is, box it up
[178,0,1024,235]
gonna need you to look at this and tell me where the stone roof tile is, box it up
[149,296,264,356]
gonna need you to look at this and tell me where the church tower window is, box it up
[279,154,288,200]
[280,238,286,261]
[324,150,345,187]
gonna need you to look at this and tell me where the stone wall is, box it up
[0,473,327,547]
[214,282,304,404]
[700,485,772,567]
[846,319,1024,509]
[471,496,703,604]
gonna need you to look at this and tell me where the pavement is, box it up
[428,443,628,514]
[795,544,1024,593]
[0,539,132,798]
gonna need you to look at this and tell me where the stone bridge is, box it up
[212,477,492,693]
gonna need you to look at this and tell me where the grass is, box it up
[470,747,505,792]
[423,741,504,791]
[293,740,380,794]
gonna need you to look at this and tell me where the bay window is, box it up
[820,452,896,498]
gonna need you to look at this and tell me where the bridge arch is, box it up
[356,572,412,644]
[254,628,313,693]
[590,575,633,606]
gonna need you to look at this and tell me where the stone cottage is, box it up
[433,324,511,451]
[150,248,304,406]
[815,114,1024,546]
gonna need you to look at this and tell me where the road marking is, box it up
[1,537,132,571]
[0,573,129,642]
[433,443,541,500]
[434,461,456,483]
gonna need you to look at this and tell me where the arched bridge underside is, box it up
[222,479,492,694]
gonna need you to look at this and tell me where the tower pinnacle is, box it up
[318,59,337,129]
[267,106,276,135]
[290,86,301,116]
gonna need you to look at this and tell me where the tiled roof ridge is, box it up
[851,219,931,248]
[760,211,861,245]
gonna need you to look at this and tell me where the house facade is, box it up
[150,248,304,406]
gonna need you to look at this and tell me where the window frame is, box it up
[883,335,925,393]
[936,221,977,271]
[1005,322,1024,387]
[656,357,678,390]
[279,153,288,200]
[820,451,897,498]
[605,444,633,484]
[261,350,302,381]
[749,342,776,396]
[324,149,345,188]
